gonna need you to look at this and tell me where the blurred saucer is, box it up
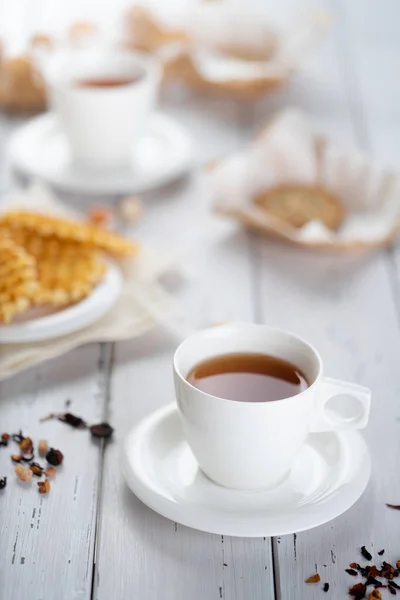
[0,261,123,343]
[122,404,370,537]
[9,112,193,195]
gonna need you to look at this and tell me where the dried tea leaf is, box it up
[305,574,320,583]
[11,431,24,443]
[0,477,6,489]
[37,479,50,494]
[323,583,329,592]
[20,452,34,462]
[46,448,63,466]
[90,423,114,439]
[361,546,373,561]
[386,504,400,510]
[346,569,359,576]
[378,550,385,556]
[58,413,86,429]
[389,586,397,596]
[29,462,44,477]
[390,582,400,590]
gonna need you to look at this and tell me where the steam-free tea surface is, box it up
[186,352,308,402]
[76,76,142,88]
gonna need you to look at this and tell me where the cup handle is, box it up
[309,377,371,432]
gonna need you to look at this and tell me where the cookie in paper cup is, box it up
[123,5,328,97]
[212,110,400,251]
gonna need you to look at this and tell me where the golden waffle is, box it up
[8,231,107,307]
[0,236,38,323]
[0,211,139,256]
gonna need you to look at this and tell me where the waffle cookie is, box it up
[0,236,38,323]
[7,231,107,307]
[255,185,344,231]
[0,211,139,256]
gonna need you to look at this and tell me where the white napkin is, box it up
[0,185,185,380]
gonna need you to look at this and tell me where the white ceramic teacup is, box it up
[44,47,161,169]
[173,323,371,491]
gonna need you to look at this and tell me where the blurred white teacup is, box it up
[44,47,161,169]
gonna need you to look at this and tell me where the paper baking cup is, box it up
[124,6,328,97]
[211,110,400,251]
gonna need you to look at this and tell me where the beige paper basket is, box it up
[211,110,400,251]
[124,5,328,98]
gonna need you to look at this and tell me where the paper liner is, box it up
[123,5,328,97]
[211,110,400,251]
[0,184,184,380]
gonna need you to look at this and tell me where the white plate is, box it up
[0,262,123,343]
[9,112,194,195]
[122,404,371,537]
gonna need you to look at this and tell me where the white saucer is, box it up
[0,261,123,343]
[122,404,371,537]
[9,112,194,195]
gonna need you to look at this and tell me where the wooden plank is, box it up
[94,101,276,600]
[259,0,400,597]
[0,344,110,600]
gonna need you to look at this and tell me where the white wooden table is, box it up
[1,1,400,598]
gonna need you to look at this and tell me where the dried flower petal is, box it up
[90,423,114,439]
[387,504,400,510]
[44,467,56,477]
[346,569,359,576]
[349,583,367,598]
[361,547,373,561]
[365,566,379,579]
[15,464,33,482]
[37,479,50,494]
[19,436,32,451]
[381,561,396,580]
[305,574,320,583]
[88,206,114,227]
[58,413,86,429]
[117,196,143,223]
[368,590,382,600]
[389,587,397,596]
[323,583,329,592]
[46,448,63,466]
[350,563,359,569]
[29,463,44,477]
[11,454,22,462]
[38,440,49,457]
[0,477,6,489]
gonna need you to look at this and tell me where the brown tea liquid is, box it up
[186,353,309,403]
[76,76,141,88]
